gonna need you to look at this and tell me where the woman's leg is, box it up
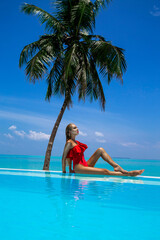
[74,164,144,176]
[87,148,128,173]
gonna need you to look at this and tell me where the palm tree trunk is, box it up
[43,97,68,170]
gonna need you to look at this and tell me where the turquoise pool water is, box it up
[0,155,160,240]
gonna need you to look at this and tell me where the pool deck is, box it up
[0,167,160,185]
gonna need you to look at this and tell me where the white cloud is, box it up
[27,130,50,140]
[7,125,50,141]
[95,131,104,137]
[4,133,14,139]
[153,5,159,10]
[150,5,160,16]
[79,131,87,136]
[9,125,17,130]
[96,139,106,143]
[14,130,26,137]
[121,142,138,147]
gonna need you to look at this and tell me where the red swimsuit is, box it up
[66,141,88,169]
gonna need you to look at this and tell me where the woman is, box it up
[62,123,144,176]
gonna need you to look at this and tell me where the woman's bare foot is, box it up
[127,169,144,176]
[114,165,128,174]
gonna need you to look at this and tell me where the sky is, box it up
[0,0,160,160]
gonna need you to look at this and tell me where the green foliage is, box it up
[19,0,126,110]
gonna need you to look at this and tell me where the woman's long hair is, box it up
[65,123,73,142]
[65,123,73,166]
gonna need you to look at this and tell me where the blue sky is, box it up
[0,0,160,159]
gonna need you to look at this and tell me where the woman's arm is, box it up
[68,158,74,173]
[62,141,72,173]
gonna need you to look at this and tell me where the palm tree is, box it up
[19,0,127,170]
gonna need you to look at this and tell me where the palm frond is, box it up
[90,40,127,83]
[53,0,73,32]
[20,3,65,33]
[39,34,63,55]
[25,46,54,83]
[45,55,64,100]
[19,40,40,68]
[94,0,112,14]
[77,63,87,101]
[80,33,106,42]
[71,0,95,35]
[47,52,77,100]
[75,42,90,101]
[88,55,106,110]
[64,44,79,80]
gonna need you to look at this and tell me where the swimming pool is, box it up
[1,167,160,240]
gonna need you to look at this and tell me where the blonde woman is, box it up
[62,123,144,176]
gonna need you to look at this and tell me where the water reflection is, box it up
[43,172,160,216]
[43,173,147,238]
[44,173,122,207]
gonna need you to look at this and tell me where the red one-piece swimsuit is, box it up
[66,140,88,169]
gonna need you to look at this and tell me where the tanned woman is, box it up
[62,123,144,176]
